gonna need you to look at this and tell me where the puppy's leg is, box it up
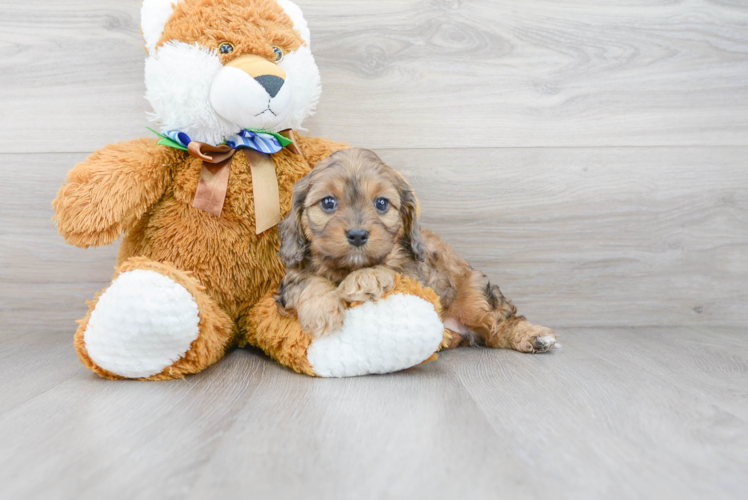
[338,266,397,303]
[276,272,346,338]
[409,229,556,353]
[447,270,557,353]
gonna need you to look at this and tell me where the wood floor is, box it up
[1,0,747,498]
[0,327,746,500]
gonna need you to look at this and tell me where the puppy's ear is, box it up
[279,173,312,267]
[396,175,426,262]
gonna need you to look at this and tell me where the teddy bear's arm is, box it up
[295,136,350,168]
[53,138,176,248]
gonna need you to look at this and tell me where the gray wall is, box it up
[2,0,747,330]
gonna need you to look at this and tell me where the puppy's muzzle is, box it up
[346,229,369,247]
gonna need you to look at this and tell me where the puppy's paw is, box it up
[338,267,397,303]
[297,294,347,338]
[511,322,558,353]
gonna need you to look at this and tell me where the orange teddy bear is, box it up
[53,0,446,380]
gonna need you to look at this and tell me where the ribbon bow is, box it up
[156,128,293,154]
[148,127,303,234]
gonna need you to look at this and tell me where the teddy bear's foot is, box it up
[306,293,445,377]
[245,276,445,378]
[75,257,234,380]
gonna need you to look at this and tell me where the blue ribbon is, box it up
[163,129,284,155]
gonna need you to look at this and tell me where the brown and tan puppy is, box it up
[276,148,558,353]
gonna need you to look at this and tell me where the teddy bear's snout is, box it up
[224,54,287,97]
[209,53,293,130]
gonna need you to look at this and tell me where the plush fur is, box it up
[142,0,182,54]
[55,0,444,380]
[83,268,202,378]
[144,0,321,144]
[247,275,449,377]
[276,149,559,353]
[58,135,349,379]
[74,257,236,381]
[275,0,311,45]
[145,42,238,145]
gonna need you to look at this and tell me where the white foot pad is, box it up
[307,294,444,378]
[84,270,200,378]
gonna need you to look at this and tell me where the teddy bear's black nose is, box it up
[254,75,284,98]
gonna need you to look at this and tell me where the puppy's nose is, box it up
[346,229,369,247]
[254,75,284,98]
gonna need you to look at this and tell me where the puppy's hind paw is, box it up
[532,335,558,353]
[511,323,558,353]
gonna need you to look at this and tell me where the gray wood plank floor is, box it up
[1,0,747,498]
[0,327,746,500]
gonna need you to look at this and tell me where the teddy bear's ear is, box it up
[276,0,311,47]
[142,0,182,55]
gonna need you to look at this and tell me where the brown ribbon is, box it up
[190,129,303,234]
[280,129,303,156]
[191,143,235,218]
[246,148,282,234]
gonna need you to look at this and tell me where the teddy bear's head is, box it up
[142,0,321,146]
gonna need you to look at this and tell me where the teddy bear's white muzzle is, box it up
[210,66,293,132]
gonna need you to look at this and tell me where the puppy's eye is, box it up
[375,197,390,213]
[320,196,337,212]
[272,46,284,63]
[219,42,235,55]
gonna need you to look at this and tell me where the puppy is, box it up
[275,148,557,353]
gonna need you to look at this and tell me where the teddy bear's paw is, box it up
[83,270,201,379]
[306,294,444,378]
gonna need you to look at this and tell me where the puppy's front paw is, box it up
[297,294,346,338]
[338,267,397,303]
[511,322,558,353]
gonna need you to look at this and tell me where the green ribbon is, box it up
[147,127,187,151]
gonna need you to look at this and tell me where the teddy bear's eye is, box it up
[272,46,284,63]
[219,42,235,55]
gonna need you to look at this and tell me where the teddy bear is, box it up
[52,0,447,380]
